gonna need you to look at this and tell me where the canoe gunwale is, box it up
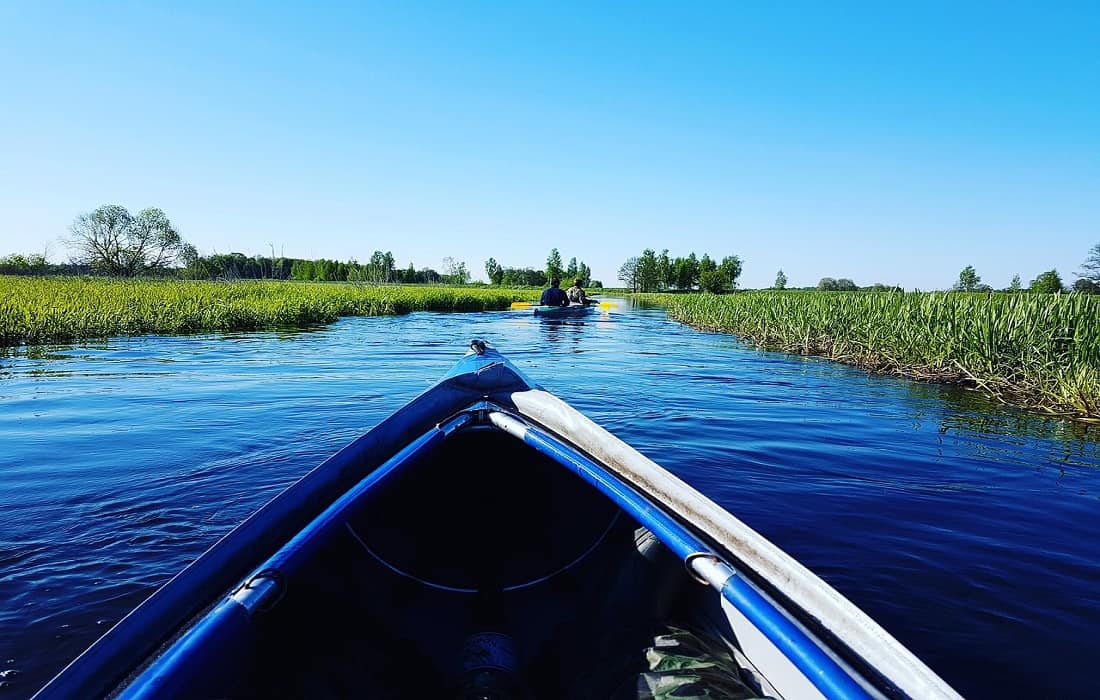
[485,407,875,700]
[507,388,962,700]
[35,352,528,700]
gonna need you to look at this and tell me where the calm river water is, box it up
[2,302,1099,698]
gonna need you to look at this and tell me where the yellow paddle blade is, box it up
[597,301,616,308]
[510,301,533,308]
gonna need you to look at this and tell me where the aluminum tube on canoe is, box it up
[508,389,962,700]
[488,410,874,700]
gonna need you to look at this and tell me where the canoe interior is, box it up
[124,425,757,699]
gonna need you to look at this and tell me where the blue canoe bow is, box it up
[35,341,961,700]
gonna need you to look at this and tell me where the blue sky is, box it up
[1,2,1097,289]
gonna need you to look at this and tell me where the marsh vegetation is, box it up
[0,278,538,346]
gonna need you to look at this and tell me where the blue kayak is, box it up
[35,341,961,700]
[532,303,593,317]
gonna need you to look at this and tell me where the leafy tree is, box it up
[1030,269,1064,293]
[291,259,313,280]
[485,258,503,286]
[1080,243,1100,283]
[953,265,981,291]
[501,267,546,286]
[658,249,672,290]
[366,250,395,283]
[566,257,578,280]
[577,261,591,286]
[67,205,188,276]
[1008,274,1022,292]
[618,257,639,292]
[442,257,469,284]
[699,269,728,293]
[546,248,563,281]
[773,269,787,289]
[836,278,858,291]
[673,253,699,290]
[698,254,717,275]
[1073,278,1098,294]
[718,256,742,289]
[0,252,50,275]
[636,249,661,292]
[817,277,838,291]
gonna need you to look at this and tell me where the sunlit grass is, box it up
[636,290,1100,420]
[0,277,539,346]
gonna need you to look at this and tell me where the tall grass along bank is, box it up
[0,278,539,346]
[641,291,1100,420]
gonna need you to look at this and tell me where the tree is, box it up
[367,250,394,283]
[699,269,728,294]
[442,257,469,284]
[577,261,591,286]
[817,277,838,291]
[658,249,672,290]
[836,278,858,291]
[673,253,699,289]
[0,252,50,275]
[485,258,502,286]
[618,257,639,292]
[636,249,661,292]
[1080,243,1100,283]
[68,205,188,276]
[718,256,742,289]
[953,265,981,291]
[546,248,563,282]
[1073,278,1098,294]
[566,257,578,280]
[773,269,787,289]
[1008,274,1022,292]
[1029,269,1064,294]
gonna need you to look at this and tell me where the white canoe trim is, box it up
[511,388,962,700]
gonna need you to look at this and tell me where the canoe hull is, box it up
[531,304,592,318]
[35,342,961,700]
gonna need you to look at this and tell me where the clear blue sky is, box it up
[1,2,1097,289]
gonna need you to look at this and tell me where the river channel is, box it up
[2,301,1099,698]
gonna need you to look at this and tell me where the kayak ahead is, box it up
[532,303,593,318]
[35,341,961,700]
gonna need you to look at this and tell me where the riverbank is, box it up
[0,277,539,346]
[636,290,1100,421]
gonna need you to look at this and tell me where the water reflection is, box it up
[538,318,586,349]
[905,379,1100,467]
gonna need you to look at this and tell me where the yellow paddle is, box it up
[510,300,615,309]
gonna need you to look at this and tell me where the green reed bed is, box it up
[638,291,1100,420]
[0,277,539,346]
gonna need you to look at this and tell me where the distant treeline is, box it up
[484,249,602,289]
[180,251,470,284]
[618,249,742,293]
[0,254,86,276]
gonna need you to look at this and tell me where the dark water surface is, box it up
[2,303,1099,698]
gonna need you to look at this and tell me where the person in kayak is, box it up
[540,277,570,307]
[566,278,588,306]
